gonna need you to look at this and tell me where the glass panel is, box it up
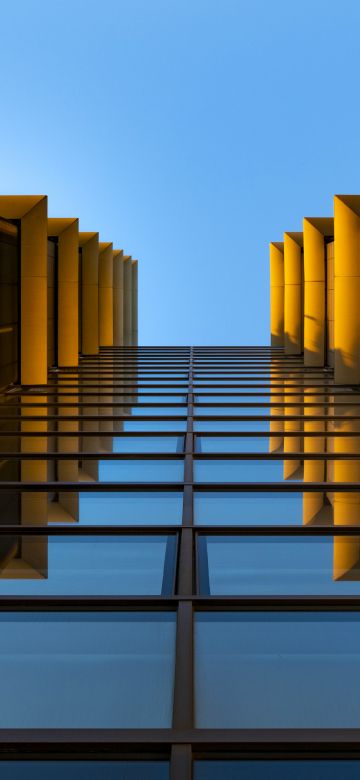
[199,535,360,595]
[194,406,272,416]
[123,420,187,431]
[195,612,360,727]
[196,436,274,453]
[134,395,187,402]
[194,761,360,779]
[79,491,183,525]
[194,460,301,482]
[194,491,308,526]
[98,459,184,482]
[129,406,187,416]
[0,612,176,727]
[113,436,184,453]
[195,395,273,402]
[0,762,169,780]
[194,420,271,432]
[0,535,176,595]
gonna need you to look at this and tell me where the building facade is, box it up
[0,195,360,777]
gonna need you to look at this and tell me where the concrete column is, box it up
[334,195,360,384]
[79,232,99,355]
[131,259,138,346]
[113,249,124,346]
[123,255,132,346]
[269,242,284,347]
[327,241,335,368]
[302,389,326,525]
[0,197,48,386]
[48,218,79,368]
[284,232,303,355]
[303,218,333,367]
[99,242,114,347]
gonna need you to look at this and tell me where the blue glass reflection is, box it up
[194,406,272,416]
[194,491,303,525]
[194,421,270,432]
[195,612,360,727]
[98,459,184,482]
[0,612,176,728]
[196,436,272,453]
[113,436,184,453]
[123,420,187,431]
[0,536,175,595]
[129,406,187,416]
[80,491,183,525]
[0,762,169,780]
[194,460,301,483]
[194,761,360,779]
[200,536,360,595]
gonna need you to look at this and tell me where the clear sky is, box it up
[1,0,360,345]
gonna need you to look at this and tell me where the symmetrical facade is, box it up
[1,195,360,777]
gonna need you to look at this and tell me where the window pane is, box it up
[195,395,272,402]
[199,535,360,595]
[98,459,184,482]
[79,491,183,525]
[123,420,187,431]
[196,436,275,453]
[0,535,176,595]
[194,406,272,416]
[194,761,360,779]
[113,436,184,453]
[195,612,360,727]
[0,612,176,727]
[194,460,301,483]
[129,406,187,416]
[194,491,308,526]
[0,761,169,780]
[194,421,270,432]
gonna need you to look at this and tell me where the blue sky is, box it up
[1,0,360,345]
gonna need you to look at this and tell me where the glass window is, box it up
[98,459,184,482]
[195,395,272,402]
[79,491,183,525]
[113,436,184,453]
[134,395,187,402]
[0,535,177,595]
[196,436,274,453]
[194,406,271,416]
[198,535,360,595]
[0,761,169,780]
[194,460,301,483]
[194,421,270,432]
[123,420,187,432]
[195,611,360,727]
[129,406,187,416]
[194,761,360,779]
[194,491,306,525]
[0,611,176,728]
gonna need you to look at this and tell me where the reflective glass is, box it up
[194,491,306,525]
[0,535,176,595]
[194,761,360,779]
[196,436,276,453]
[129,406,187,416]
[113,436,184,453]
[194,406,272,416]
[194,460,301,482]
[98,459,183,482]
[133,395,187,402]
[195,612,360,727]
[0,612,176,727]
[195,395,273,402]
[79,491,183,525]
[123,420,187,431]
[194,420,271,432]
[0,762,169,779]
[198,535,360,595]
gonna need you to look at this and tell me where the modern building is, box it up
[0,194,360,778]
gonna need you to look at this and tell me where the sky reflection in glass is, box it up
[199,536,360,595]
[195,612,360,727]
[194,492,304,525]
[80,491,183,525]
[194,460,301,483]
[0,612,176,728]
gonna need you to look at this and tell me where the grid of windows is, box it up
[0,346,360,776]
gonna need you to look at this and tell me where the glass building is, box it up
[1,194,360,777]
